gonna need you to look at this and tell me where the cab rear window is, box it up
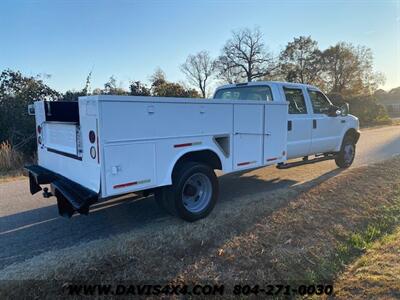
[214,86,273,101]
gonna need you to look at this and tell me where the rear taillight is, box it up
[37,125,42,134]
[89,130,96,143]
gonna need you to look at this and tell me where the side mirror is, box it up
[327,105,341,117]
[340,103,349,116]
[28,104,35,116]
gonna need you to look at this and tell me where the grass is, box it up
[0,141,32,182]
[1,157,400,298]
[308,192,400,298]
[333,227,400,299]
[0,141,24,172]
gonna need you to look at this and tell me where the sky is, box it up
[0,0,399,93]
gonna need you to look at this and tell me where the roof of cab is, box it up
[214,81,318,91]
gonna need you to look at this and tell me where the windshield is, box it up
[214,85,273,101]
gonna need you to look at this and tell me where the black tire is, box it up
[335,135,356,168]
[155,162,218,222]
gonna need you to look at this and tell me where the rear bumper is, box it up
[24,165,98,218]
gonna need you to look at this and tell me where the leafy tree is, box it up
[329,93,389,125]
[181,51,215,98]
[62,90,86,101]
[217,27,275,82]
[102,76,128,95]
[129,81,151,96]
[150,69,200,98]
[0,69,59,154]
[322,43,384,96]
[278,36,323,85]
[62,71,93,101]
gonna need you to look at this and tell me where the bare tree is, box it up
[180,51,215,98]
[215,62,243,84]
[217,27,275,82]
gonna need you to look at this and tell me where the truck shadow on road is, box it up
[0,167,342,270]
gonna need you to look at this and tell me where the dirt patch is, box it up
[1,157,400,298]
[0,172,25,183]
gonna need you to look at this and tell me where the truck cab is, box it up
[213,81,360,162]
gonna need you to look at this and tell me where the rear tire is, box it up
[335,136,356,168]
[155,162,218,222]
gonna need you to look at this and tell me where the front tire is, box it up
[155,162,219,222]
[335,136,356,168]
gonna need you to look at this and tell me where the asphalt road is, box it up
[1,125,399,270]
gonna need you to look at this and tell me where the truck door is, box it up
[233,104,264,170]
[307,89,343,154]
[284,87,313,159]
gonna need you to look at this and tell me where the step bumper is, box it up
[24,165,98,218]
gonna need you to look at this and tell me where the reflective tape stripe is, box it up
[237,160,257,166]
[174,141,202,148]
[113,179,151,189]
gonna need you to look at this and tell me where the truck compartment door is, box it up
[104,142,156,197]
[233,104,264,170]
[264,104,287,164]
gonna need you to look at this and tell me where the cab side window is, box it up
[283,87,307,114]
[214,86,273,101]
[308,90,332,114]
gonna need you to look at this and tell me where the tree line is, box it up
[0,27,394,157]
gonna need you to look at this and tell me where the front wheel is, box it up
[335,136,356,168]
[155,162,219,222]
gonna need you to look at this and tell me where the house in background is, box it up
[375,87,400,116]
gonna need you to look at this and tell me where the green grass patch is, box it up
[306,188,400,290]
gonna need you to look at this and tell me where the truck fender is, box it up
[164,146,224,186]
[336,128,361,152]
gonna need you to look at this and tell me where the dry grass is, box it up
[1,158,400,298]
[333,227,400,299]
[0,141,24,173]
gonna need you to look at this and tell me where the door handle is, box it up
[341,120,346,123]
[287,120,292,131]
[147,105,155,114]
[313,119,317,129]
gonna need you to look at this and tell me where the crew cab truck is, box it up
[25,81,360,221]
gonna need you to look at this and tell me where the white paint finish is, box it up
[31,81,360,200]
[43,123,78,155]
[100,101,232,143]
[103,142,156,196]
[34,99,101,193]
[233,104,264,170]
[264,104,288,164]
[286,115,313,159]
[310,115,344,153]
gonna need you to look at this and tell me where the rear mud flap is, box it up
[52,179,95,218]
[29,172,42,195]
[55,190,90,218]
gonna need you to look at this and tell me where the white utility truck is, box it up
[26,81,360,221]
